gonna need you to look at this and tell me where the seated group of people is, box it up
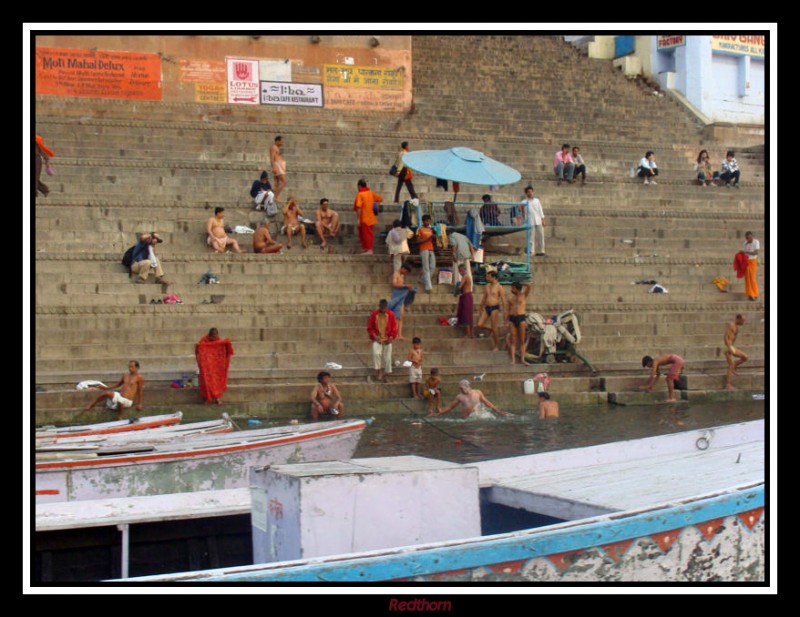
[249,170,341,251]
[694,150,741,187]
[637,149,742,187]
[553,143,587,185]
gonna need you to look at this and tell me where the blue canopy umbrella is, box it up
[402,147,521,186]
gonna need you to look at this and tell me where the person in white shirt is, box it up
[520,185,545,257]
[638,151,658,185]
[720,150,741,188]
[743,231,760,301]
[572,146,587,185]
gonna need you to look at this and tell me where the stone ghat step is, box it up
[33,258,765,285]
[36,101,702,145]
[34,306,766,332]
[34,300,766,324]
[40,162,766,195]
[33,218,766,246]
[32,317,766,344]
[33,375,767,418]
[34,365,766,403]
[35,184,766,211]
[33,331,766,360]
[34,114,729,170]
[34,93,701,136]
[33,251,765,273]
[39,184,766,216]
[39,130,762,176]
[35,356,766,390]
[39,142,765,180]
[33,237,764,263]
[34,207,766,236]
[33,224,766,249]
[33,281,762,307]
[34,342,765,374]
[33,284,759,308]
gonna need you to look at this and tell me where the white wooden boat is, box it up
[35,415,234,454]
[35,412,183,439]
[35,419,366,504]
[121,419,765,583]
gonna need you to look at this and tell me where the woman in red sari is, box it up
[195,328,234,405]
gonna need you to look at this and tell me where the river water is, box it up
[353,399,767,464]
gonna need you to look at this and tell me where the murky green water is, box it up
[353,400,766,464]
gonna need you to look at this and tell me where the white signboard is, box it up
[261,81,324,107]
[259,59,293,82]
[226,57,259,104]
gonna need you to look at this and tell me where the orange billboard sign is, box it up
[36,47,162,100]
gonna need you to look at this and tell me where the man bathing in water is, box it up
[477,270,505,349]
[84,360,144,420]
[724,314,748,390]
[640,354,685,402]
[507,282,532,365]
[538,391,559,419]
[310,371,344,420]
[430,379,509,419]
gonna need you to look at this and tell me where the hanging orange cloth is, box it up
[35,135,55,158]
[195,335,234,402]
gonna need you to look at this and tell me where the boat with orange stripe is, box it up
[35,419,366,504]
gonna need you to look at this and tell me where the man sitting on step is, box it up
[130,232,169,285]
[250,171,275,211]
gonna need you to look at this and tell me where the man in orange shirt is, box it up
[353,178,383,254]
[416,214,436,292]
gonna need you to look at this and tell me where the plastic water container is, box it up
[523,379,535,395]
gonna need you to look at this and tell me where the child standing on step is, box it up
[424,368,442,415]
[408,337,424,399]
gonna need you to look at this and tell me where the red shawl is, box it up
[733,251,749,279]
[195,336,234,402]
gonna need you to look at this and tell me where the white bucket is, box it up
[523,378,535,395]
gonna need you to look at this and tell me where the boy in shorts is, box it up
[408,337,424,399]
[424,368,442,415]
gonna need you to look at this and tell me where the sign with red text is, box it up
[711,35,765,58]
[657,36,686,50]
[226,58,259,104]
[36,47,162,100]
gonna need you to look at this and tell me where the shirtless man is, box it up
[640,354,685,402]
[270,135,287,201]
[724,314,748,390]
[477,270,505,350]
[310,371,344,420]
[252,220,283,254]
[431,380,509,419]
[207,207,245,253]
[84,360,144,420]
[315,198,340,251]
[282,198,308,249]
[538,391,560,419]
[507,282,532,365]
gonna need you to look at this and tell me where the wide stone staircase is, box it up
[32,35,766,425]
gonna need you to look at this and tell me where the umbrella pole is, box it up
[526,222,531,274]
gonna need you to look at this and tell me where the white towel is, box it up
[76,380,106,390]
